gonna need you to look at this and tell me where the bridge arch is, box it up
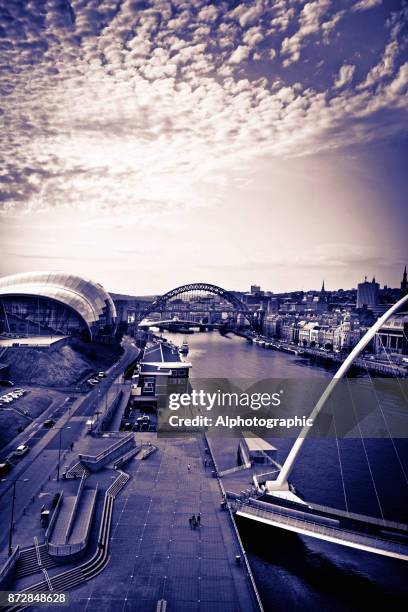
[138,282,255,327]
[270,290,408,491]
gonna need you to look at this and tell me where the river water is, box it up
[165,331,408,611]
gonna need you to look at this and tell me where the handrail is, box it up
[42,568,53,591]
[34,536,42,567]
[239,502,408,554]
[250,496,408,533]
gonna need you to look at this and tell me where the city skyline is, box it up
[1,1,407,294]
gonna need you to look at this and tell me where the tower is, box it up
[357,276,379,309]
[401,265,408,298]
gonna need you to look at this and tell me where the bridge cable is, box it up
[331,397,350,514]
[366,336,408,486]
[345,376,386,522]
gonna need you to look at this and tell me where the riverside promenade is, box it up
[60,431,262,612]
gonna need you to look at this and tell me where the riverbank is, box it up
[242,332,408,377]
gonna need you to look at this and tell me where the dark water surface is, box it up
[166,331,408,611]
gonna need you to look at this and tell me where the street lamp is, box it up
[1,477,29,557]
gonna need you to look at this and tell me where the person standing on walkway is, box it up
[189,517,193,529]
[187,464,191,471]
[197,513,201,527]
[192,515,197,528]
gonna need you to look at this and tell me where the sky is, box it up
[0,0,407,295]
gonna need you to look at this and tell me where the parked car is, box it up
[14,444,29,456]
[97,372,106,378]
[0,380,14,387]
[43,418,55,428]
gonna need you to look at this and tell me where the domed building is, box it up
[0,272,117,341]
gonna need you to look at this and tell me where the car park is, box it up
[14,444,29,456]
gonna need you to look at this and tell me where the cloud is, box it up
[334,64,356,89]
[0,0,407,220]
[281,0,332,65]
[387,62,408,95]
[358,41,399,89]
[229,45,251,64]
[230,2,265,28]
[352,0,382,13]
[197,5,219,23]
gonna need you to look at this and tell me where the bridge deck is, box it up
[237,500,408,561]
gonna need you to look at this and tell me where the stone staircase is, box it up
[14,545,56,579]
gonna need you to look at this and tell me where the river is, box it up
[165,330,408,611]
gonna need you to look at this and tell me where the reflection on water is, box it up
[165,331,408,610]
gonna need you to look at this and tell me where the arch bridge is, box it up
[137,283,258,330]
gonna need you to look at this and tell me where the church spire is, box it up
[401,265,408,297]
[318,280,326,303]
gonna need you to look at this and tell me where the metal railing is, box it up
[239,501,408,557]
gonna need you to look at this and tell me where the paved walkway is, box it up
[64,432,260,612]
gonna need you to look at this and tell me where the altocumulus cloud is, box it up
[0,0,407,217]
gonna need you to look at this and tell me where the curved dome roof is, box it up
[0,272,117,337]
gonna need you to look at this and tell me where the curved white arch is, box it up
[269,292,408,491]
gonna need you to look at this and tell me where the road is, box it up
[0,338,139,559]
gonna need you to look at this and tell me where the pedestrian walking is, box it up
[189,517,193,529]
[187,464,191,471]
[197,513,201,526]
[191,514,197,528]
[70,442,74,451]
